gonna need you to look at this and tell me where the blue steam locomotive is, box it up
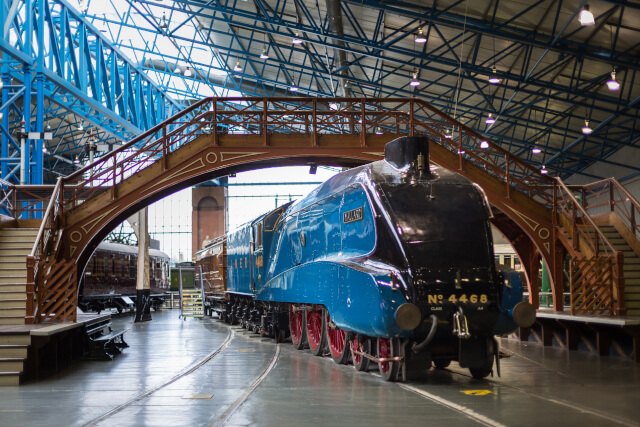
[199,136,535,381]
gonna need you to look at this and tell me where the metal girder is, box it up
[0,0,182,185]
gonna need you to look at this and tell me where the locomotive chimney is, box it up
[384,136,430,172]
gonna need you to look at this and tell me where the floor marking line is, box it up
[397,383,507,427]
[211,344,280,427]
[84,327,235,427]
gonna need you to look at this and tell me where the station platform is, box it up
[0,310,638,426]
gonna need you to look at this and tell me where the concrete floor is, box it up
[0,310,638,427]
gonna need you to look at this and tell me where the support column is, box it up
[135,207,151,322]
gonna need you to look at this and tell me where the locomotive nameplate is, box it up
[343,207,364,224]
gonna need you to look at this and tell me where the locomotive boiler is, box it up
[198,136,535,381]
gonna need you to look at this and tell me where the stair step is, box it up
[0,242,34,250]
[0,358,24,372]
[0,268,28,277]
[0,317,25,326]
[0,372,21,386]
[0,335,30,346]
[0,278,26,286]
[0,345,27,358]
[0,249,31,257]
[0,228,38,236]
[0,291,27,300]
[0,308,26,317]
[0,300,25,309]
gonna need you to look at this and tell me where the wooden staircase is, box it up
[0,228,37,325]
[0,333,29,386]
[597,226,640,316]
[0,227,37,385]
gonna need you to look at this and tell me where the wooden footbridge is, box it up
[1,97,639,324]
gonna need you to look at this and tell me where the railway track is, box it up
[83,325,280,427]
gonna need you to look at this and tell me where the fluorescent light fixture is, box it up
[290,85,298,92]
[541,165,548,174]
[415,28,427,43]
[485,113,496,125]
[532,145,542,154]
[260,48,269,60]
[488,66,501,84]
[409,72,420,87]
[234,60,242,72]
[582,119,592,135]
[480,140,489,149]
[578,4,595,26]
[606,70,620,91]
[458,149,466,155]
[292,31,303,44]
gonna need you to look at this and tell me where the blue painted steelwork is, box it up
[0,0,182,185]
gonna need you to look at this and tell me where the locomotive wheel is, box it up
[289,305,306,350]
[377,337,400,382]
[433,359,451,369]
[351,337,371,372]
[469,337,494,379]
[306,307,326,356]
[326,312,350,364]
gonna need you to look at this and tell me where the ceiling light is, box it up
[444,128,452,139]
[488,66,501,84]
[234,59,242,72]
[376,127,383,135]
[485,113,496,125]
[42,146,47,154]
[77,122,84,131]
[290,84,298,92]
[606,70,620,91]
[578,4,595,26]
[532,145,542,154]
[74,156,80,164]
[582,119,592,135]
[292,31,303,45]
[480,140,489,149]
[184,67,192,77]
[159,13,168,29]
[414,27,427,43]
[330,102,339,110]
[175,65,182,75]
[541,165,548,174]
[260,48,269,60]
[46,121,51,130]
[409,71,420,87]
[458,149,466,155]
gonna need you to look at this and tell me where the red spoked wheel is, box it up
[351,336,371,372]
[377,337,400,382]
[305,306,326,356]
[289,304,306,350]
[326,312,350,364]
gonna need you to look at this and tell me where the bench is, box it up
[83,316,129,361]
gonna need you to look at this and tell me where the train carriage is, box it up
[201,136,535,381]
[79,241,170,313]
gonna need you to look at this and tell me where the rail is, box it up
[555,178,624,315]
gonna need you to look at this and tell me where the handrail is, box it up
[580,177,640,245]
[555,177,625,315]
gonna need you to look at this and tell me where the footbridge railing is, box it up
[17,96,625,322]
